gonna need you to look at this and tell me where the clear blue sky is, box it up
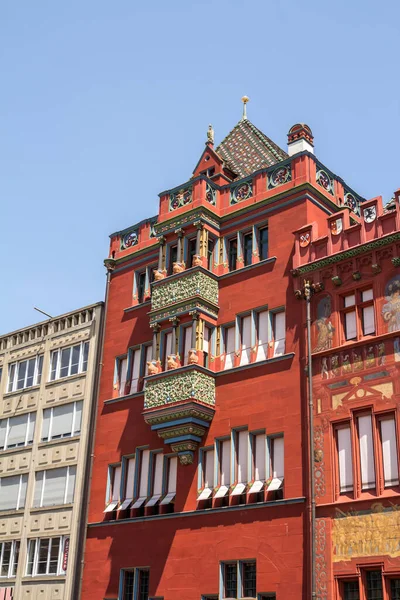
[1,0,399,334]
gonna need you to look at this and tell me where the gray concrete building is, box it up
[0,303,103,600]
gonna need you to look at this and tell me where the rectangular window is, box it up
[49,342,89,381]
[7,355,43,392]
[253,433,266,483]
[160,456,177,505]
[119,457,136,510]
[365,571,383,600]
[256,310,269,362]
[228,238,238,272]
[168,245,178,275]
[129,348,141,394]
[26,537,66,576]
[207,239,215,271]
[215,439,231,498]
[344,294,357,340]
[121,569,149,600]
[0,540,20,578]
[224,326,235,370]
[198,448,215,500]
[242,562,256,598]
[122,570,135,600]
[336,426,353,493]
[137,569,149,600]
[343,581,359,600]
[132,450,150,509]
[41,401,82,441]
[187,238,197,269]
[146,452,164,506]
[272,311,285,357]
[162,332,173,371]
[357,414,376,490]
[182,326,193,366]
[137,272,147,304]
[243,233,253,267]
[224,563,237,598]
[104,464,122,511]
[362,289,375,335]
[379,417,399,487]
[117,356,128,396]
[267,436,284,491]
[203,326,211,368]
[232,430,248,496]
[239,315,252,366]
[0,474,28,511]
[0,412,36,450]
[391,579,400,600]
[33,466,76,507]
[258,227,268,260]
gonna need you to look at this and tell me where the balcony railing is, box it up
[144,367,215,410]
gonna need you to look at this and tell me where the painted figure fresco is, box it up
[382,275,400,332]
[314,295,335,352]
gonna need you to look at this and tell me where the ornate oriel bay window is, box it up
[143,366,216,465]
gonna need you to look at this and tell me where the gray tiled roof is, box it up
[216,118,288,179]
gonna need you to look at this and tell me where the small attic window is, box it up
[205,155,210,162]
[200,167,215,178]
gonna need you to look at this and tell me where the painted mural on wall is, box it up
[382,275,400,332]
[314,295,335,352]
[332,505,400,562]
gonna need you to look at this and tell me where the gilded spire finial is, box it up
[207,124,214,145]
[241,96,250,120]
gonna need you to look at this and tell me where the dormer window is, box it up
[200,167,215,178]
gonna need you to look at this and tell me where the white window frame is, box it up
[104,464,122,512]
[7,355,43,393]
[34,466,76,508]
[25,536,66,577]
[0,412,36,450]
[41,401,82,442]
[267,435,284,491]
[0,540,20,578]
[49,341,89,381]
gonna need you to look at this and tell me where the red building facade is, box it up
[293,187,400,600]
[81,108,399,600]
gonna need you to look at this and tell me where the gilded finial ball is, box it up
[241,95,250,104]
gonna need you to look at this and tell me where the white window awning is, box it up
[231,482,246,496]
[197,487,212,501]
[214,485,229,498]
[104,500,119,513]
[118,498,133,511]
[160,492,175,505]
[146,494,162,507]
[248,480,264,494]
[131,496,147,509]
[267,478,283,491]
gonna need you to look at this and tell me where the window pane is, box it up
[391,579,400,600]
[42,468,68,506]
[7,414,28,448]
[345,310,357,340]
[12,540,20,576]
[138,569,149,600]
[33,471,44,507]
[272,437,284,479]
[225,563,237,598]
[220,440,231,486]
[259,227,268,260]
[362,305,375,335]
[343,581,359,600]
[130,349,141,394]
[381,419,399,487]
[256,311,269,362]
[27,413,36,444]
[0,419,6,450]
[344,294,356,307]
[60,348,71,378]
[19,474,28,508]
[123,570,135,600]
[26,358,36,387]
[1,541,12,576]
[273,312,285,356]
[183,326,193,366]
[48,537,60,574]
[42,408,51,441]
[358,415,375,490]
[244,233,252,266]
[242,562,256,598]
[167,456,178,494]
[74,401,83,434]
[82,342,89,372]
[224,327,235,370]
[362,289,373,302]
[112,466,122,501]
[26,539,36,575]
[254,434,266,481]
[0,476,20,511]
[139,450,150,497]
[124,458,136,500]
[240,316,252,366]
[237,431,248,484]
[51,404,74,439]
[337,427,353,492]
[204,450,214,489]
[70,345,80,375]
[153,453,164,496]
[36,355,44,385]
[66,466,76,503]
[16,361,27,390]
[366,571,383,600]
[228,239,237,272]
[50,351,58,381]
[37,538,50,574]
[8,363,16,392]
